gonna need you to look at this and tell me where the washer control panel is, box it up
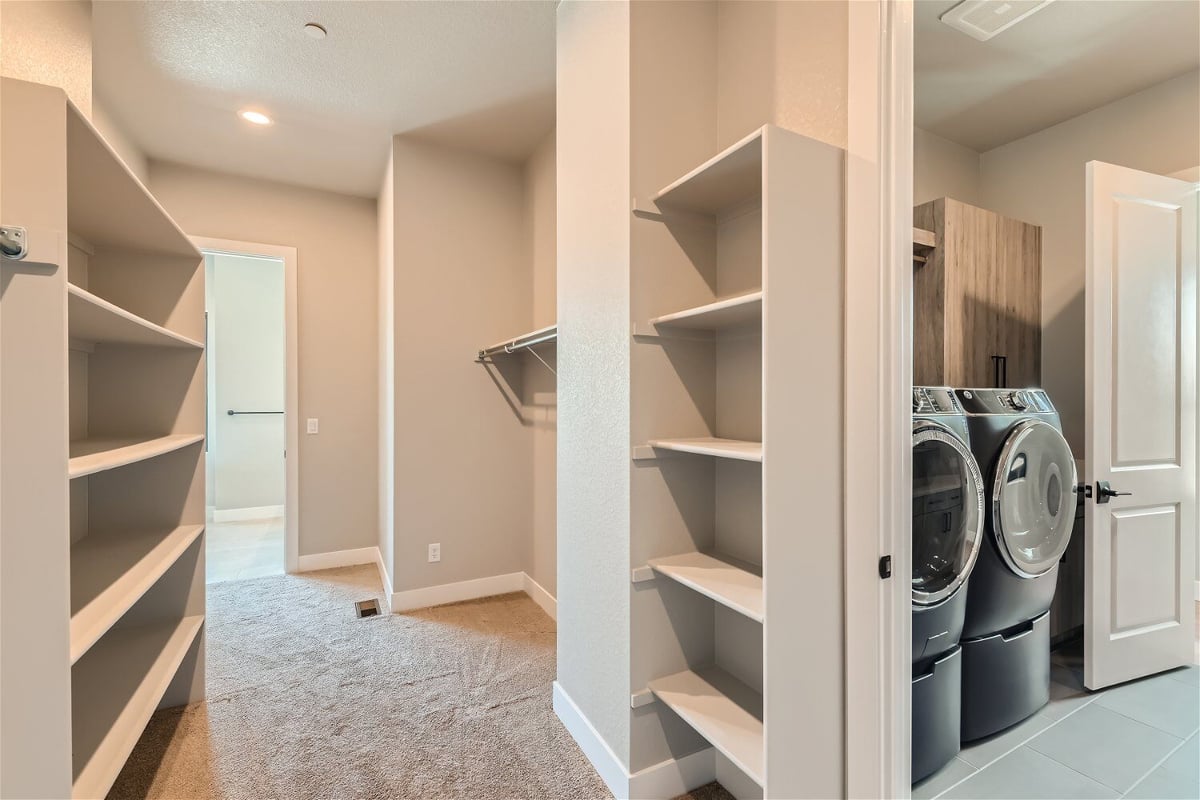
[955,388,1055,415]
[913,386,961,415]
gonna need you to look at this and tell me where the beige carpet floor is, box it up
[109,565,732,800]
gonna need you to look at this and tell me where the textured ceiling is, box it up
[93,0,556,197]
[915,0,1200,152]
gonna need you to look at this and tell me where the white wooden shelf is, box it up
[648,551,763,622]
[69,525,205,664]
[67,103,198,258]
[648,666,764,787]
[71,615,203,800]
[649,291,762,331]
[68,434,204,479]
[653,128,763,216]
[68,284,203,350]
[635,437,763,463]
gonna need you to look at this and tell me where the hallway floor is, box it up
[110,565,613,799]
[915,644,1199,800]
[205,516,284,584]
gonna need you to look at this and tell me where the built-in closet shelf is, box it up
[71,615,203,800]
[653,128,763,216]
[68,284,203,350]
[649,291,762,331]
[68,434,204,479]
[647,552,763,622]
[634,437,763,463]
[477,323,557,360]
[69,525,205,664]
[648,666,764,787]
[913,227,937,263]
[66,101,198,259]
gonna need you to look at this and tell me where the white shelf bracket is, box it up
[631,565,656,584]
[630,689,656,709]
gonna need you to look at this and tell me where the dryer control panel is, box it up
[954,388,1055,415]
[913,386,961,415]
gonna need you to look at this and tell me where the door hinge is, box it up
[878,555,892,579]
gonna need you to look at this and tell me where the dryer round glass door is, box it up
[993,419,1078,578]
[912,422,985,607]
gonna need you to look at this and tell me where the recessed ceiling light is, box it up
[304,22,327,40]
[238,109,273,126]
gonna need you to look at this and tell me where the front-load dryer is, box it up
[911,387,985,782]
[955,388,1078,741]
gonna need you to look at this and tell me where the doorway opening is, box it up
[194,238,300,582]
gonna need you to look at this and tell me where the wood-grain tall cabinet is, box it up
[1,78,207,800]
[913,197,1042,388]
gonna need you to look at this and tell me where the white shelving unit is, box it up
[631,124,844,797]
[648,552,763,622]
[0,78,206,798]
[648,667,765,787]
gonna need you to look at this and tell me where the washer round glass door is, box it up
[992,419,1078,578]
[912,421,985,606]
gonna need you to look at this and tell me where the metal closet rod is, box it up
[477,327,557,360]
[227,409,284,415]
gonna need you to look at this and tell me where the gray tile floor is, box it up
[914,643,1199,800]
[205,516,284,583]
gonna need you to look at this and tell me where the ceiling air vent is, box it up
[940,0,1056,42]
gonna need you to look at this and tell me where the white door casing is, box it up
[1084,161,1197,689]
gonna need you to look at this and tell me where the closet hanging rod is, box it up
[227,410,284,415]
[476,325,557,361]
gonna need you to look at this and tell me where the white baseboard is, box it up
[211,504,284,523]
[552,681,715,800]
[390,571,525,612]
[375,548,394,612]
[296,546,379,573]
[524,572,557,621]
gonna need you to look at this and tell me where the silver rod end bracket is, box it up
[0,225,29,260]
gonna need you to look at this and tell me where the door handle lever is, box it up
[1095,480,1131,504]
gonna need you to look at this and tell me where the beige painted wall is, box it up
[387,137,532,593]
[91,97,149,184]
[914,126,981,207]
[525,130,557,596]
[979,69,1200,455]
[0,0,92,116]
[149,161,379,558]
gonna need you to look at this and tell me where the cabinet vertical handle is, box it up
[991,355,1007,388]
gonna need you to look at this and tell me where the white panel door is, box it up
[1085,161,1197,690]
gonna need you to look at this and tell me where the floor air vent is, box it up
[355,599,381,618]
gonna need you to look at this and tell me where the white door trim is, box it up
[191,236,300,574]
[846,1,914,797]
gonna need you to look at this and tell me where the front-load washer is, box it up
[955,388,1078,741]
[911,387,985,782]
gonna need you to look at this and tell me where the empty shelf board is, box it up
[654,128,763,216]
[68,284,203,349]
[71,615,204,800]
[650,291,762,331]
[649,666,764,787]
[69,434,204,479]
[640,437,763,463]
[648,552,763,623]
[70,525,205,664]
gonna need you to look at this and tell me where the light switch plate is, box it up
[428,543,441,563]
[306,418,319,434]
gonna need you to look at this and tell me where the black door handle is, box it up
[1096,480,1132,504]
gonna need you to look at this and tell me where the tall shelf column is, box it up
[1,78,207,800]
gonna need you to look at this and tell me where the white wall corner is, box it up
[1194,579,1199,602]
[552,682,715,800]
[375,549,394,612]
[295,546,380,573]
[523,572,558,621]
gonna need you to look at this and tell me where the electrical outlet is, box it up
[428,543,441,563]
[306,418,319,434]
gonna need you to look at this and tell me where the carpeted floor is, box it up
[109,565,733,800]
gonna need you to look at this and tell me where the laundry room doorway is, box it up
[194,237,300,582]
